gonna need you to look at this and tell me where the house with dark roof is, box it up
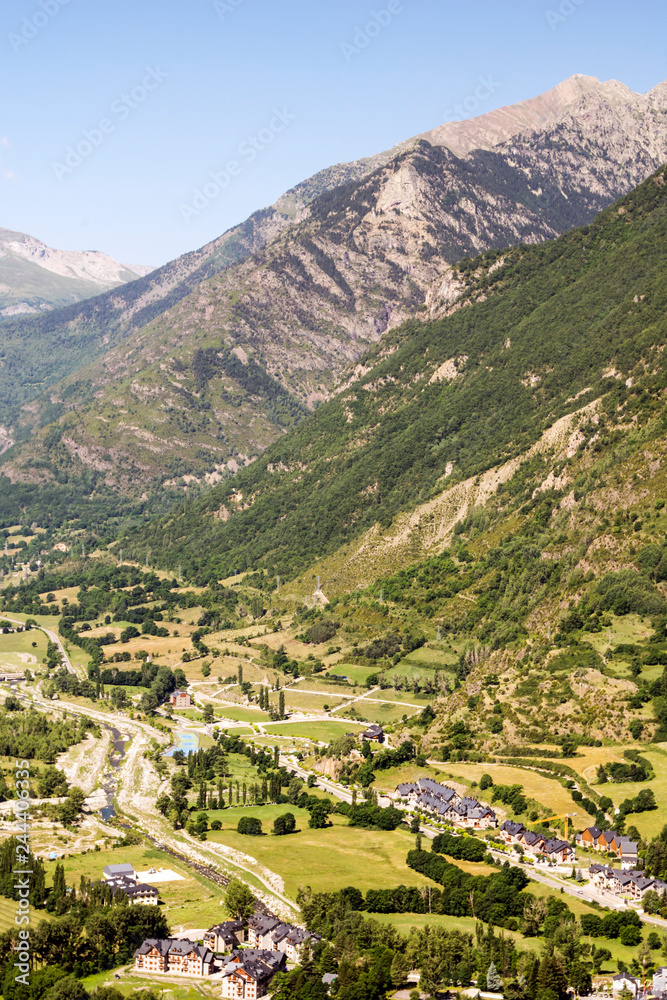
[577,826,602,850]
[221,949,287,999]
[542,838,575,864]
[169,689,191,708]
[500,821,526,844]
[589,864,667,900]
[577,827,639,865]
[518,831,546,856]
[246,914,282,950]
[245,914,319,962]
[204,920,245,952]
[612,973,640,997]
[394,777,495,828]
[104,874,158,905]
[360,723,385,742]
[134,938,215,977]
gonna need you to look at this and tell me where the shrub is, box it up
[274,813,296,836]
[237,816,262,836]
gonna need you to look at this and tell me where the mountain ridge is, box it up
[0,226,153,317]
[120,164,667,588]
[1,74,667,512]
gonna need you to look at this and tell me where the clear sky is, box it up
[1,0,665,266]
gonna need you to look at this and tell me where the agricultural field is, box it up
[263,719,365,742]
[0,626,48,670]
[365,689,431,706]
[428,761,577,818]
[271,690,345,713]
[348,700,421,724]
[328,664,378,684]
[293,678,366,697]
[215,706,269,724]
[401,645,459,668]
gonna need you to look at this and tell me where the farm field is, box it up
[428,761,577,818]
[328,664,378,684]
[294,678,366,697]
[215,706,269,724]
[350,700,421,723]
[206,806,439,899]
[0,627,48,669]
[263,720,365,742]
[271,691,345,713]
[401,646,458,667]
[589,748,667,839]
[363,689,430,706]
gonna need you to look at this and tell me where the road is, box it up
[2,614,84,679]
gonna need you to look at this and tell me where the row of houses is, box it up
[589,863,667,902]
[395,777,497,829]
[135,937,216,977]
[576,826,639,867]
[499,821,575,863]
[221,949,286,999]
[243,913,320,963]
[134,913,319,994]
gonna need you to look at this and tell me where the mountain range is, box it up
[1,72,667,516]
[0,227,152,317]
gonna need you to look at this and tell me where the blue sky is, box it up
[1,0,665,266]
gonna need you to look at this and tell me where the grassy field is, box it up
[272,691,345,712]
[264,720,365,742]
[295,678,366,697]
[0,627,48,670]
[327,664,378,684]
[367,689,431,706]
[216,706,269,724]
[591,747,667,839]
[81,969,214,1000]
[206,806,436,899]
[0,896,18,932]
[429,761,576,817]
[351,700,421,723]
[402,646,458,668]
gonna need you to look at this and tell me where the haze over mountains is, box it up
[1,73,667,513]
[0,227,153,317]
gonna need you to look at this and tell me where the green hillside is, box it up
[124,166,667,585]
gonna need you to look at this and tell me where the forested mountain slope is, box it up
[120,167,667,591]
[2,76,666,503]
